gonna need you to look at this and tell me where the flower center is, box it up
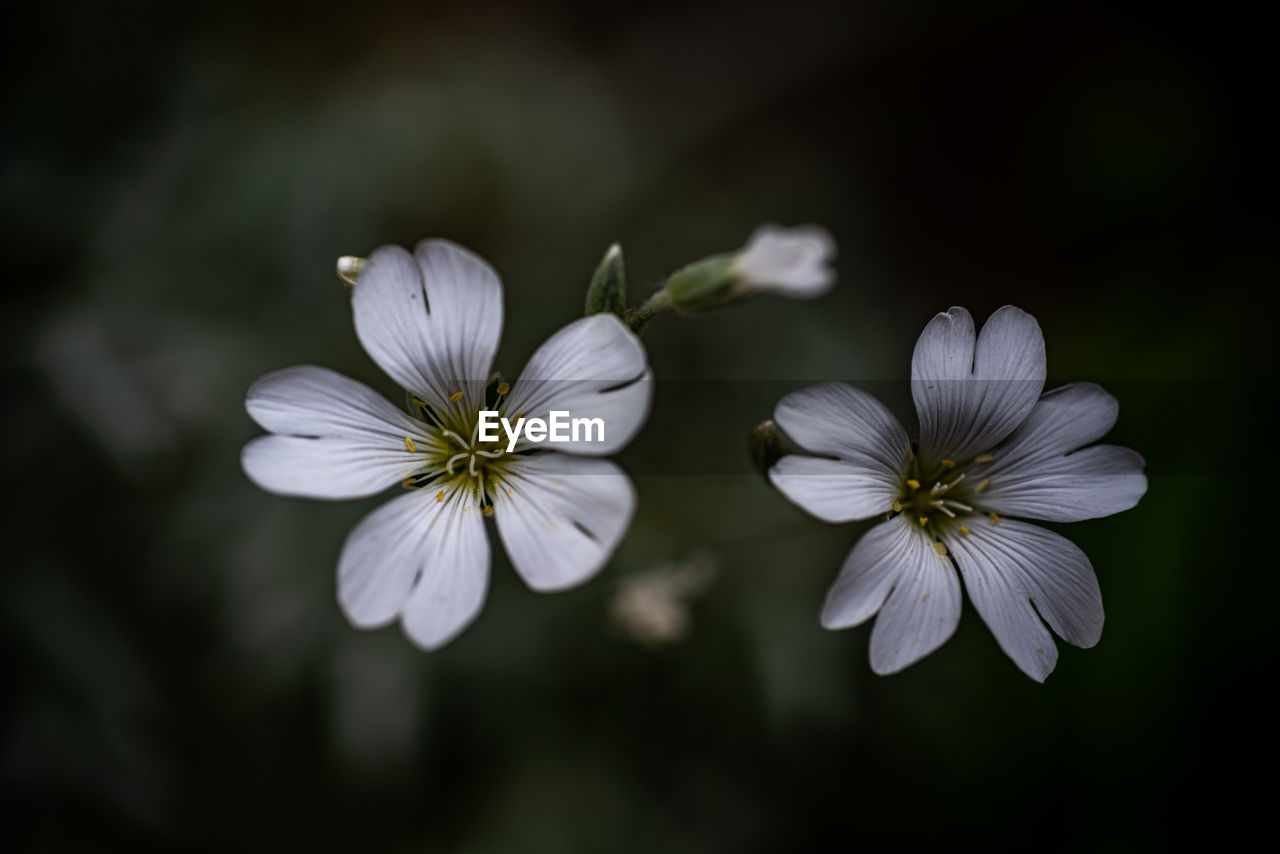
[891,445,999,535]
[400,381,528,511]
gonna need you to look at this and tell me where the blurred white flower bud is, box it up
[663,224,836,312]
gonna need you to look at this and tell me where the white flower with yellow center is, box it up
[242,239,652,649]
[769,306,1147,681]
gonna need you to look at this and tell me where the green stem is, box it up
[625,289,674,334]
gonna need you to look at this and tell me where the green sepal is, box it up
[663,253,740,313]
[585,243,627,318]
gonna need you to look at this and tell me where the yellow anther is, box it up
[918,516,929,527]
[921,592,931,602]
[959,525,970,536]
[933,541,947,556]
[892,500,902,513]
[988,512,1001,524]
[974,453,994,464]
[436,490,444,503]
[975,477,990,493]
[481,504,494,517]
[906,479,920,490]
[941,459,956,468]
[404,436,416,453]
[402,478,416,488]
[449,390,464,402]
[496,381,510,396]
[410,396,428,409]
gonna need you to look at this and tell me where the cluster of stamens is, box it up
[398,379,523,512]
[890,445,999,541]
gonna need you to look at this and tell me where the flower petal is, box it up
[984,383,1119,465]
[337,487,490,650]
[242,436,424,500]
[944,521,1059,681]
[979,446,1148,522]
[821,515,919,629]
[493,453,636,592]
[352,239,503,417]
[504,314,651,455]
[769,455,901,523]
[945,517,1103,678]
[977,383,1147,522]
[867,522,962,674]
[242,365,432,499]
[773,382,910,473]
[734,223,837,297]
[911,306,1046,466]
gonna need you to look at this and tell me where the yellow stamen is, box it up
[402,478,416,488]
[436,490,444,503]
[918,516,928,526]
[959,525,970,536]
[933,541,947,556]
[496,381,510,396]
[481,505,494,517]
[921,592,931,602]
[410,396,428,408]
[449,390,465,402]
[988,512,1001,524]
[892,500,902,512]
[941,459,956,468]
[974,453,994,463]
[404,436,416,453]
[975,477,990,493]
[906,479,920,490]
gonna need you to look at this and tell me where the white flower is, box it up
[242,239,653,650]
[732,224,836,298]
[768,306,1147,681]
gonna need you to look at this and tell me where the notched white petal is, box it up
[987,382,1120,467]
[245,365,424,438]
[946,516,1103,680]
[945,521,1059,681]
[353,240,503,415]
[769,454,900,523]
[337,488,491,650]
[773,381,910,475]
[867,523,962,674]
[242,365,429,499]
[980,445,1147,522]
[505,313,652,455]
[494,454,636,592]
[821,515,917,630]
[911,305,1046,465]
[979,383,1147,522]
[241,435,420,500]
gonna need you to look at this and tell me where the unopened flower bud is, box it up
[336,256,365,291]
[664,224,836,313]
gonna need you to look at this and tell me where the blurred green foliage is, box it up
[3,0,1274,851]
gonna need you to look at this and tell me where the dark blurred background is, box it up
[3,0,1275,850]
